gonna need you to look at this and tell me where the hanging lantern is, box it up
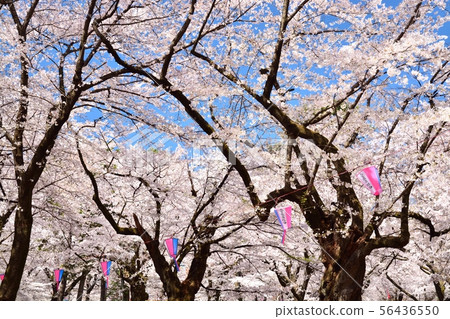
[273,206,292,244]
[101,261,112,288]
[54,269,64,291]
[165,238,180,272]
[356,166,382,195]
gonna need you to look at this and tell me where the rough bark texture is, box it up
[319,236,366,301]
[129,278,149,301]
[0,192,33,300]
[121,247,150,301]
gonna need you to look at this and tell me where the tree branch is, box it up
[94,16,266,219]
[364,123,446,251]
[394,1,422,43]
[386,273,418,301]
[160,0,196,79]
[189,166,234,234]
[262,0,290,99]
[287,0,310,23]
[381,211,450,240]
[76,139,139,236]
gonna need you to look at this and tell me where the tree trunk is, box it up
[167,291,196,301]
[319,240,366,301]
[134,216,214,301]
[130,276,148,301]
[120,273,129,301]
[51,285,58,301]
[100,277,107,301]
[57,275,67,301]
[0,193,33,300]
[296,252,314,301]
[85,274,97,301]
[77,272,87,301]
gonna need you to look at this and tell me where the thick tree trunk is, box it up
[162,276,197,301]
[130,277,149,301]
[134,215,214,301]
[0,193,33,300]
[167,289,196,301]
[319,241,366,301]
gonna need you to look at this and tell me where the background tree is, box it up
[76,127,264,300]
[0,0,139,300]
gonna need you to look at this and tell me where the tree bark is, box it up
[130,277,148,301]
[120,271,129,301]
[0,191,33,300]
[297,250,314,301]
[57,274,67,301]
[0,0,98,300]
[100,277,107,301]
[76,271,87,301]
[85,274,97,301]
[318,237,366,301]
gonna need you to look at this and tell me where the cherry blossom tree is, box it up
[1,0,449,301]
[75,123,264,300]
[88,0,449,300]
[0,0,139,300]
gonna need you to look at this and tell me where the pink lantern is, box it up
[101,261,112,288]
[273,206,292,244]
[0,274,4,281]
[165,238,180,272]
[54,269,64,291]
[356,166,382,196]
